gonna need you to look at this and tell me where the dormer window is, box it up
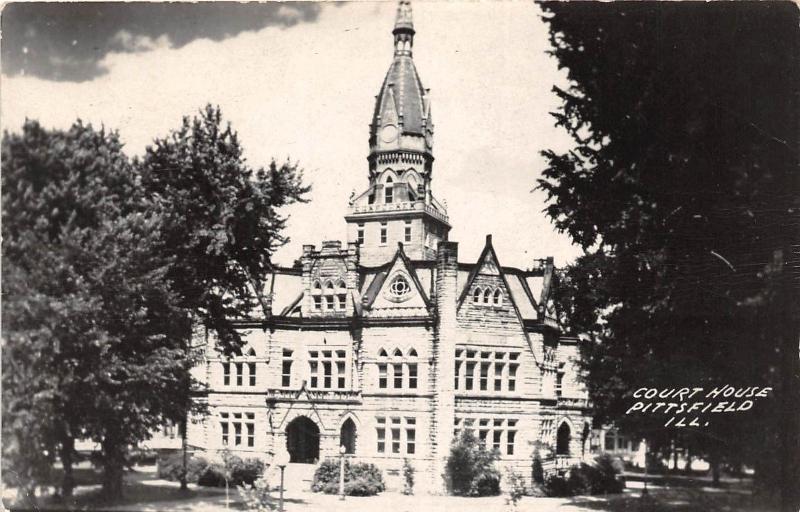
[312,281,322,310]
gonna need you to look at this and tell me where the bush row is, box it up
[157,452,265,487]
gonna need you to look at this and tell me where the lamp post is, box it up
[339,444,347,501]
[275,448,290,512]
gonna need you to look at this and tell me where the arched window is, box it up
[247,348,256,357]
[312,280,322,310]
[385,176,394,204]
[407,348,418,388]
[378,348,388,358]
[483,288,492,304]
[324,281,335,311]
[340,418,357,455]
[556,422,571,456]
[473,287,482,303]
[493,289,502,305]
[393,348,403,357]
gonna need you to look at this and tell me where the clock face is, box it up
[381,124,398,143]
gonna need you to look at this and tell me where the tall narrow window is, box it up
[313,296,322,310]
[406,418,416,454]
[391,418,401,454]
[556,372,564,397]
[376,417,386,453]
[223,362,231,386]
[480,362,490,391]
[221,412,229,445]
[357,223,365,245]
[337,360,346,389]
[336,281,347,311]
[248,362,257,386]
[323,359,332,389]
[492,419,503,452]
[465,361,475,391]
[393,362,404,389]
[380,222,388,244]
[408,363,418,389]
[338,294,347,310]
[312,280,322,311]
[246,413,255,447]
[234,414,242,445]
[404,220,412,242]
[385,178,393,204]
[309,355,319,388]
[507,420,517,455]
[493,289,503,305]
[473,287,482,303]
[282,349,293,388]
[378,363,388,389]
[235,363,243,386]
[508,364,518,392]
[455,359,461,389]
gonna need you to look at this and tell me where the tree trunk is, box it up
[710,452,721,487]
[59,434,75,497]
[180,418,188,491]
[101,437,125,500]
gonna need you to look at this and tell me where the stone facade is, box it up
[187,0,591,494]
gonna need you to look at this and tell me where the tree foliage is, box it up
[2,106,309,501]
[538,2,799,507]
[139,105,309,353]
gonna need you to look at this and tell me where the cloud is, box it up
[110,30,171,53]
[1,2,326,82]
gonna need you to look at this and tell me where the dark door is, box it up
[286,416,320,463]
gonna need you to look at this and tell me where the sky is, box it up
[2,1,582,269]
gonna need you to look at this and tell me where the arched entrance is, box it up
[556,422,571,456]
[340,418,357,454]
[286,416,320,463]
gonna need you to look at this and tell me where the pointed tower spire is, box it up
[393,0,415,56]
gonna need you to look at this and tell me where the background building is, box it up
[187,0,591,493]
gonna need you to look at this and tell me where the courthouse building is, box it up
[187,0,591,493]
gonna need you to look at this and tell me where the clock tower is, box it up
[345,0,450,266]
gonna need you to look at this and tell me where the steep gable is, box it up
[457,236,530,338]
[363,244,430,318]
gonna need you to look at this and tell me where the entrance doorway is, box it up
[286,416,320,463]
[340,418,356,454]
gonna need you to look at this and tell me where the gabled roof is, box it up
[362,243,430,310]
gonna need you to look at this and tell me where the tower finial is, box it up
[393,0,414,56]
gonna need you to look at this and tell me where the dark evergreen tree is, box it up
[538,3,799,509]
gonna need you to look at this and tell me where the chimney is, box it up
[431,240,458,491]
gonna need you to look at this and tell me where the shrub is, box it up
[505,470,527,508]
[197,462,227,487]
[531,452,544,485]
[311,459,385,496]
[445,431,502,497]
[238,477,275,512]
[231,458,266,486]
[543,474,572,497]
[402,459,415,495]
[157,452,210,483]
[588,454,625,494]
[542,455,624,497]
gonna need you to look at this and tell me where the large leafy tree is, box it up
[138,104,309,352]
[538,2,799,508]
[2,121,190,501]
